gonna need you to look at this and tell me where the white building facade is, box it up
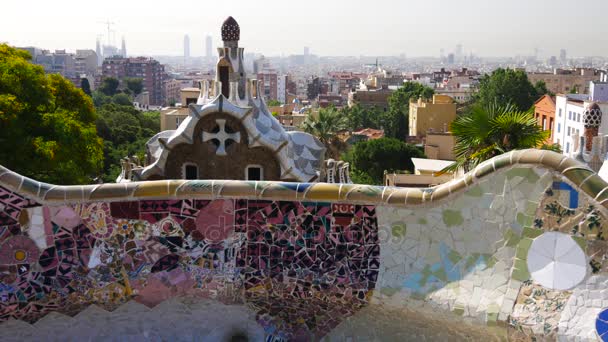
[553,81,608,157]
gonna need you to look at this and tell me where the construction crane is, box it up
[97,20,115,46]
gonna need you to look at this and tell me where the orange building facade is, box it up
[534,95,556,143]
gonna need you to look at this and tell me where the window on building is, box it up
[175,117,181,127]
[559,109,562,117]
[568,111,572,120]
[219,66,230,97]
[183,163,198,180]
[567,127,571,136]
[246,165,263,181]
[557,123,561,133]
[577,114,581,122]
[566,142,570,153]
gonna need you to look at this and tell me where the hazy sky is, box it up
[2,0,608,57]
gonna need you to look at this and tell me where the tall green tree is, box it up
[80,78,92,96]
[99,77,120,96]
[343,138,425,185]
[301,106,347,159]
[443,103,549,173]
[124,77,144,96]
[383,82,434,139]
[475,68,540,111]
[0,44,103,184]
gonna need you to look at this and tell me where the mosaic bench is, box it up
[0,149,608,341]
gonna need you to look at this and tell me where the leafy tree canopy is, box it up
[343,138,425,185]
[475,68,540,111]
[96,104,159,182]
[99,77,120,96]
[342,82,434,140]
[0,44,103,184]
[124,77,144,96]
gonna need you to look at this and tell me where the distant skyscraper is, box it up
[560,49,567,64]
[95,38,102,66]
[121,37,126,58]
[455,44,463,60]
[304,46,310,56]
[205,35,212,58]
[447,53,455,65]
[184,34,190,59]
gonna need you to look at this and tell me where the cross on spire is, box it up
[202,119,241,156]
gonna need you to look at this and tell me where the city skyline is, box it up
[2,0,608,58]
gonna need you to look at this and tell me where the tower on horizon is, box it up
[96,38,102,66]
[205,35,212,59]
[184,34,190,59]
[121,36,126,58]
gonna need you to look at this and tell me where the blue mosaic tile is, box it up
[596,308,608,341]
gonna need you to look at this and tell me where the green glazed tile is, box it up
[580,174,608,200]
[493,154,512,170]
[505,168,540,183]
[391,224,406,238]
[466,185,483,197]
[523,227,543,239]
[563,168,595,187]
[442,209,464,227]
[475,161,495,179]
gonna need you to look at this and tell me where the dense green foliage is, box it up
[343,138,425,185]
[444,103,549,173]
[99,77,120,96]
[123,77,144,96]
[475,68,543,111]
[0,44,104,184]
[96,104,159,182]
[266,99,282,107]
[301,107,347,159]
[341,82,434,139]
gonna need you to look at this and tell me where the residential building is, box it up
[409,95,457,138]
[424,132,456,161]
[534,95,556,143]
[160,88,200,131]
[306,77,329,100]
[102,57,166,105]
[348,85,394,111]
[327,72,362,95]
[74,50,98,76]
[527,68,603,94]
[257,70,278,101]
[553,82,608,156]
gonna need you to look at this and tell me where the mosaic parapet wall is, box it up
[1,149,608,340]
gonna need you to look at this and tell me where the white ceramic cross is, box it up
[202,119,241,156]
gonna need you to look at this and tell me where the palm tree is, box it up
[443,103,549,173]
[301,106,347,159]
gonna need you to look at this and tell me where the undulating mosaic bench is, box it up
[0,149,608,341]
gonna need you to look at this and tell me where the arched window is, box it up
[245,165,263,181]
[182,163,198,180]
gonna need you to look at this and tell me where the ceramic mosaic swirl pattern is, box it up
[1,149,608,340]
